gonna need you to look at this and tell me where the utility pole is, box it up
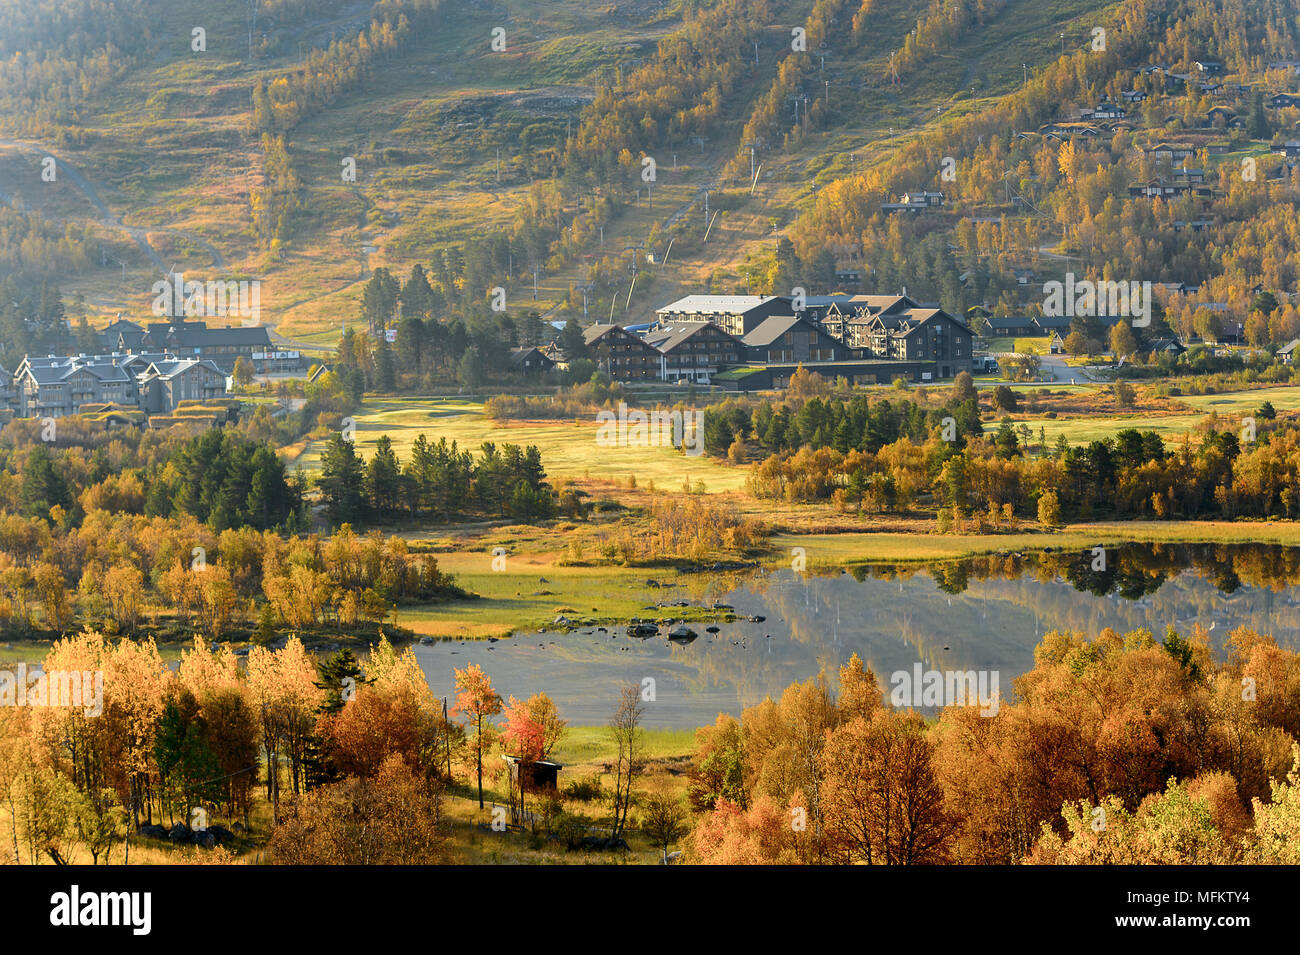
[743,139,761,182]
[443,698,451,780]
[623,243,645,278]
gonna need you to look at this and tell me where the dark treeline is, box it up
[339,264,575,392]
[739,406,1300,524]
[5,420,305,533]
[701,387,983,458]
[317,433,560,527]
[0,275,78,366]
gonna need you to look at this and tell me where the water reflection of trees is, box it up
[509,543,1300,721]
[846,543,1300,600]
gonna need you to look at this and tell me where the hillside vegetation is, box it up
[3,0,1300,352]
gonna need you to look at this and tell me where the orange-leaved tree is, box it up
[500,692,566,824]
[452,664,502,809]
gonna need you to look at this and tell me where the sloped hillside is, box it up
[4,0,1297,355]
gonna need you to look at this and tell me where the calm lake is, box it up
[412,543,1300,728]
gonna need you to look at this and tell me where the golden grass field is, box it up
[291,397,750,492]
[1011,384,1300,446]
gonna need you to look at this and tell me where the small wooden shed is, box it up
[501,755,563,792]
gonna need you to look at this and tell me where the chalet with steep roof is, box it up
[642,322,742,384]
[583,323,660,381]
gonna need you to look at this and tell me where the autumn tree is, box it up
[740,673,838,858]
[641,791,688,863]
[1248,746,1300,864]
[270,755,445,864]
[687,714,746,812]
[1109,321,1138,359]
[248,638,324,822]
[453,664,502,808]
[500,692,566,824]
[819,709,957,864]
[951,370,976,403]
[992,385,1019,413]
[1027,781,1233,865]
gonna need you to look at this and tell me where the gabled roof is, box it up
[1034,315,1073,330]
[867,307,971,337]
[17,351,195,385]
[103,318,144,333]
[508,346,553,367]
[801,294,860,309]
[850,294,919,314]
[642,322,741,352]
[140,358,226,381]
[146,321,272,348]
[893,308,971,336]
[742,315,819,348]
[582,323,621,345]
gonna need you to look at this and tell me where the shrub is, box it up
[564,772,604,802]
[1037,489,1062,528]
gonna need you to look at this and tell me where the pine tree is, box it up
[318,434,366,527]
[558,318,587,358]
[365,434,403,517]
[315,649,368,715]
[375,336,396,392]
[20,445,70,521]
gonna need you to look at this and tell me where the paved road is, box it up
[1038,353,1105,383]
